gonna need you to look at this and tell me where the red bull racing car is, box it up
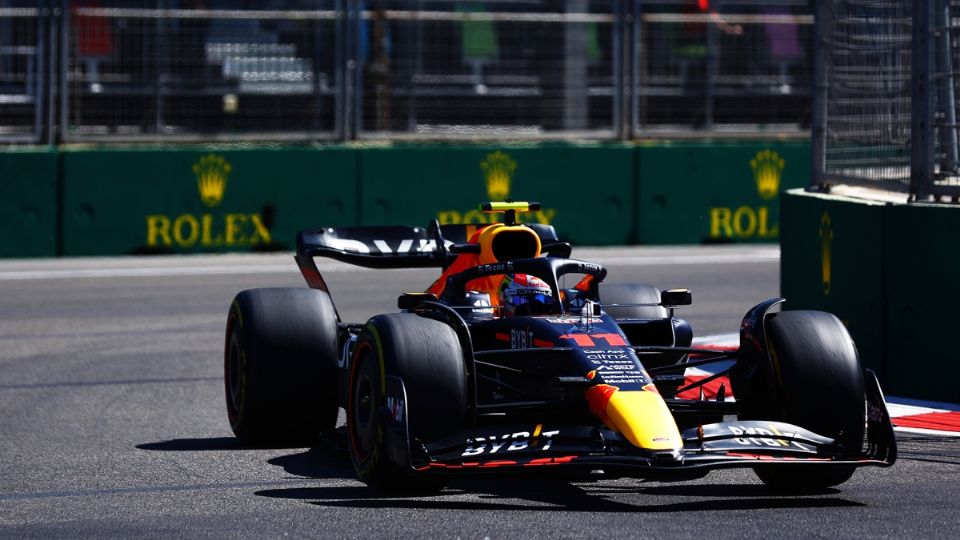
[223,202,896,491]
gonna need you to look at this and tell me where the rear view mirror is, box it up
[660,289,692,307]
[398,292,439,310]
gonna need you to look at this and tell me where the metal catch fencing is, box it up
[0,3,50,143]
[63,3,339,141]
[812,0,912,192]
[812,0,960,201]
[635,1,812,134]
[351,3,620,139]
[926,0,960,199]
[1,0,813,144]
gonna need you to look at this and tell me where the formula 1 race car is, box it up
[223,202,896,491]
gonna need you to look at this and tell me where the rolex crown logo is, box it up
[750,149,784,200]
[481,151,516,201]
[193,154,231,208]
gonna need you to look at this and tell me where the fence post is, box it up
[563,0,589,131]
[337,0,359,141]
[630,0,643,138]
[810,0,831,191]
[613,0,625,140]
[57,0,68,144]
[935,0,958,175]
[911,0,934,200]
[36,2,49,144]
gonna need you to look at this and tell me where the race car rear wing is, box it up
[294,222,568,290]
[297,225,451,269]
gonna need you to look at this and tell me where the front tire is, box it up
[347,314,467,489]
[749,310,865,490]
[224,288,339,446]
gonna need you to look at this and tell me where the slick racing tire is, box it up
[751,310,865,491]
[224,288,339,446]
[599,283,668,319]
[348,314,467,490]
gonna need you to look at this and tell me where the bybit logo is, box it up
[481,150,516,201]
[750,149,784,200]
[820,211,833,296]
[193,154,231,208]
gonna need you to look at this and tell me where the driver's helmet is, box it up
[498,274,553,316]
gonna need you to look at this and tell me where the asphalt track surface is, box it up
[1,246,958,538]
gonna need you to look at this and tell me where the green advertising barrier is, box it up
[2,140,815,258]
[779,190,887,377]
[61,146,358,256]
[0,149,59,257]
[781,189,960,403]
[358,144,636,245]
[882,203,960,402]
[636,141,810,244]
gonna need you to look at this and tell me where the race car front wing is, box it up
[379,370,896,478]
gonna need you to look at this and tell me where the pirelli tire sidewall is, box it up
[224,287,339,446]
[347,313,467,488]
[764,310,865,450]
[752,310,866,490]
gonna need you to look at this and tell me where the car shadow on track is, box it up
[267,447,355,480]
[137,437,328,453]
[141,434,865,513]
[137,438,247,451]
[255,471,865,513]
[137,433,358,481]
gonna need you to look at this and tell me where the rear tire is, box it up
[347,314,467,489]
[224,288,339,446]
[599,283,667,319]
[749,310,865,490]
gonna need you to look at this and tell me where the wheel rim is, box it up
[348,345,378,461]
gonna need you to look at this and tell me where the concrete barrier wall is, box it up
[781,189,960,403]
[883,203,960,402]
[637,141,809,244]
[780,191,887,376]
[0,149,59,257]
[359,144,637,245]
[1,141,808,256]
[60,146,358,255]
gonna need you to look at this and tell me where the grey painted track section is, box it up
[1,246,957,538]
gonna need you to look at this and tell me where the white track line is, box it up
[892,426,960,437]
[0,250,779,281]
[592,253,780,266]
[695,333,960,436]
[0,265,297,280]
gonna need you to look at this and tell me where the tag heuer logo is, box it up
[193,154,231,208]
